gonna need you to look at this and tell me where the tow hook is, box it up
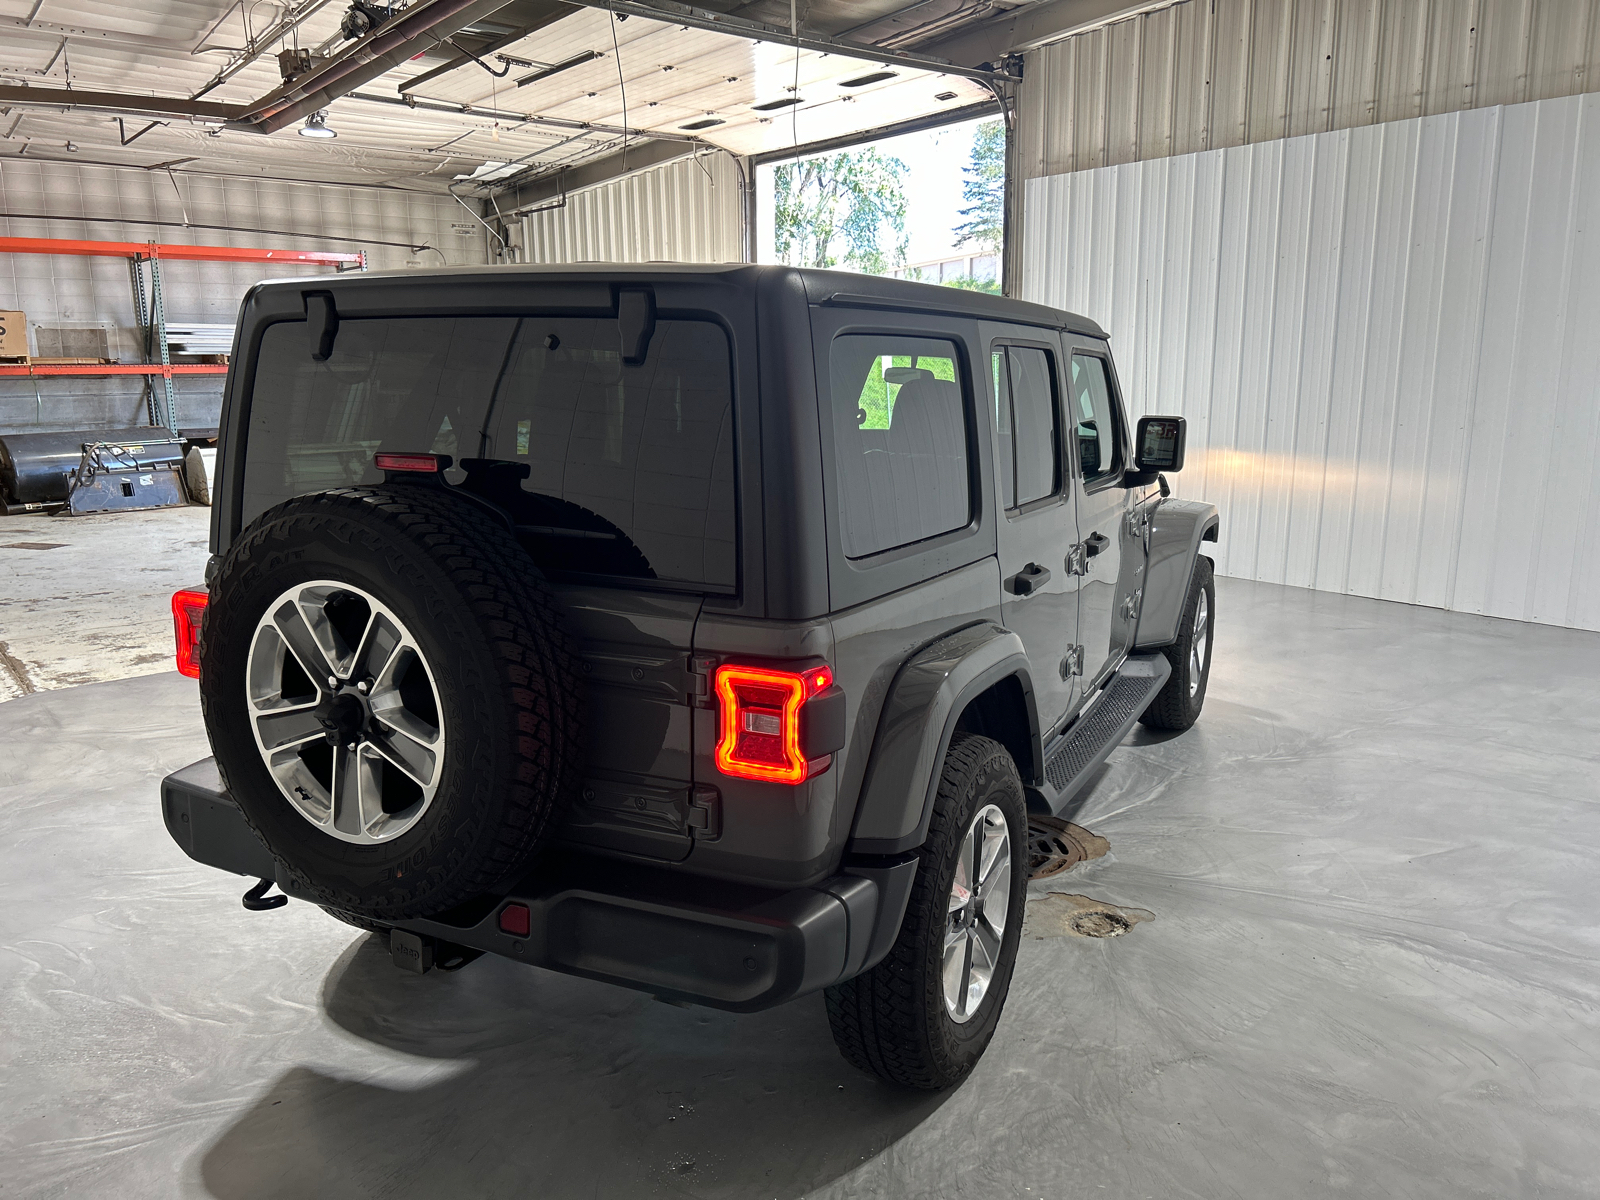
[241,878,288,911]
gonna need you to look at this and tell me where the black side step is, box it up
[1028,652,1172,815]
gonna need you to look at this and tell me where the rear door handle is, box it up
[1007,562,1052,597]
[1084,532,1111,557]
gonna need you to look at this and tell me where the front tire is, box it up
[1140,554,1214,731]
[825,734,1027,1090]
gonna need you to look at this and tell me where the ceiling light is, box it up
[65,141,79,152]
[679,117,725,130]
[840,71,898,88]
[299,110,337,138]
[752,97,802,111]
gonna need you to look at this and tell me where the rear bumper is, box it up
[160,759,915,1012]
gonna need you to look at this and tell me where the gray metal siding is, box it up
[1018,0,1600,181]
[1023,91,1600,632]
[518,151,743,265]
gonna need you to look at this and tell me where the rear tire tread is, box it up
[825,733,1024,1090]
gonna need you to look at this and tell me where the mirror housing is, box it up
[1125,415,1185,487]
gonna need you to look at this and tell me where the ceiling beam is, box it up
[557,0,1021,83]
[0,0,529,134]
[913,0,1167,65]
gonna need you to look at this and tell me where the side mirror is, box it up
[1123,415,1185,488]
[1135,415,1185,472]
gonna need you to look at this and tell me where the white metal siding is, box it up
[519,151,743,265]
[1023,91,1600,632]
[1019,0,1600,181]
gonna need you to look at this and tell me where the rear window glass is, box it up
[829,334,971,559]
[241,315,737,588]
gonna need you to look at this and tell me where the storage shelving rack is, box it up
[0,236,364,434]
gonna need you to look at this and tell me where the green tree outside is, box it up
[953,119,1005,254]
[942,273,1001,295]
[773,148,909,273]
[853,354,958,429]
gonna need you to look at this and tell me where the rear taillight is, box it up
[713,663,835,784]
[172,589,208,679]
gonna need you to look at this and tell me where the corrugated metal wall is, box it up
[519,151,743,265]
[1018,0,1600,180]
[0,160,489,434]
[1022,91,1600,632]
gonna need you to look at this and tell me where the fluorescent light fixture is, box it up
[516,50,599,88]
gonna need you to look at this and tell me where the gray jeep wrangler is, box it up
[161,263,1218,1090]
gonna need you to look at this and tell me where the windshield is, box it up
[241,314,737,589]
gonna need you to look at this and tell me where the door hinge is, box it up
[1060,645,1084,679]
[686,655,716,707]
[1065,543,1088,577]
[685,785,721,838]
[1126,508,1150,539]
[1120,588,1143,621]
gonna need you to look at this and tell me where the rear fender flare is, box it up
[846,623,1038,856]
[1136,499,1219,650]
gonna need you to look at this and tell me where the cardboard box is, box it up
[0,311,26,358]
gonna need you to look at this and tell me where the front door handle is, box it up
[1084,532,1111,557]
[1007,562,1052,597]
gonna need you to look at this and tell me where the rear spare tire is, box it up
[201,484,583,920]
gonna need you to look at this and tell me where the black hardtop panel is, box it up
[243,263,1105,338]
[241,262,767,320]
[796,267,1105,338]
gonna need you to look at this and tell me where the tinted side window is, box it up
[830,334,971,558]
[242,315,737,587]
[993,346,1060,508]
[1068,353,1122,483]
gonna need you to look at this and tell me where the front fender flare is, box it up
[1136,499,1219,650]
[847,623,1037,856]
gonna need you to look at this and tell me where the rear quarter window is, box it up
[828,333,972,559]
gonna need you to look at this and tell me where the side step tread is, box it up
[1035,653,1172,813]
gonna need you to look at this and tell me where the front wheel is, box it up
[1140,554,1214,731]
[825,733,1027,1090]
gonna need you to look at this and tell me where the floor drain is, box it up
[1068,910,1131,937]
[1026,815,1109,879]
[1025,892,1154,939]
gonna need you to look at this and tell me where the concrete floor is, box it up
[0,506,212,699]
[3,576,1599,1199]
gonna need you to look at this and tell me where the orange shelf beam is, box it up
[0,363,230,377]
[0,236,362,267]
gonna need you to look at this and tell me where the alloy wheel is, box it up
[943,803,1013,1023]
[1189,589,1210,698]
[245,581,445,844]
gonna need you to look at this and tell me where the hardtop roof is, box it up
[259,262,1108,340]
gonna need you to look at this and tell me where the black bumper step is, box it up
[160,759,915,1012]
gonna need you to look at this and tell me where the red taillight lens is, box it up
[172,588,208,679]
[714,664,832,785]
[374,451,443,473]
